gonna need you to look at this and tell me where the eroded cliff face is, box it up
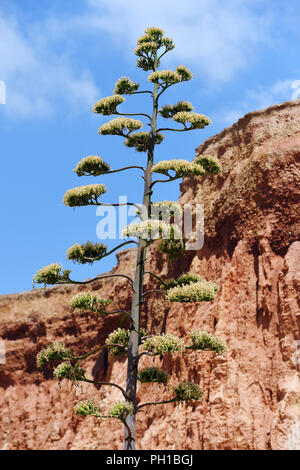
[0,100,299,450]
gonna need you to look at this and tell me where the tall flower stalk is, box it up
[34,27,225,451]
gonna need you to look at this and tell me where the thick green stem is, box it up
[124,53,159,450]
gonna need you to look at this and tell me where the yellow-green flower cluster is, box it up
[135,27,174,71]
[148,65,192,87]
[36,343,73,368]
[143,333,185,355]
[175,65,193,81]
[105,328,146,356]
[173,382,203,402]
[136,202,181,218]
[53,361,86,382]
[159,100,194,119]
[63,184,107,207]
[166,280,218,302]
[98,117,142,136]
[125,131,164,152]
[74,399,101,417]
[173,112,211,129]
[105,328,130,356]
[122,220,182,242]
[109,401,134,420]
[152,159,205,178]
[33,263,71,286]
[161,36,175,52]
[71,292,112,313]
[163,273,202,290]
[194,155,222,175]
[137,33,157,45]
[158,238,185,260]
[92,95,125,115]
[137,27,173,51]
[189,331,226,354]
[66,241,107,264]
[73,156,111,177]
[136,57,154,72]
[150,201,182,217]
[148,69,181,86]
[138,367,169,384]
[113,76,139,95]
[135,41,158,56]
[142,26,165,40]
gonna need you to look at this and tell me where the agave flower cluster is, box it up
[140,26,165,40]
[163,273,202,290]
[105,328,147,356]
[123,220,182,242]
[176,65,193,82]
[74,399,134,421]
[71,292,112,314]
[138,367,169,385]
[53,361,86,382]
[66,241,107,264]
[74,399,101,417]
[158,238,185,260]
[189,331,226,354]
[173,382,203,402]
[73,156,110,177]
[148,69,181,86]
[98,117,142,136]
[93,95,125,115]
[135,27,174,71]
[135,41,158,57]
[159,100,194,119]
[36,343,73,368]
[166,280,218,302]
[109,401,134,420]
[194,155,222,175]
[143,333,185,355]
[125,132,164,152]
[148,66,192,88]
[173,111,211,129]
[105,328,130,356]
[113,76,139,95]
[135,201,181,219]
[152,159,205,178]
[63,184,107,207]
[150,201,182,218]
[33,263,71,286]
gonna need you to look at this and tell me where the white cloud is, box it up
[220,79,296,126]
[82,0,272,83]
[0,13,99,118]
[0,1,275,118]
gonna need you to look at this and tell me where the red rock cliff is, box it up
[0,100,299,450]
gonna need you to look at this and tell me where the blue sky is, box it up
[0,0,299,294]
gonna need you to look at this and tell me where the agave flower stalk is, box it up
[33,26,226,451]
